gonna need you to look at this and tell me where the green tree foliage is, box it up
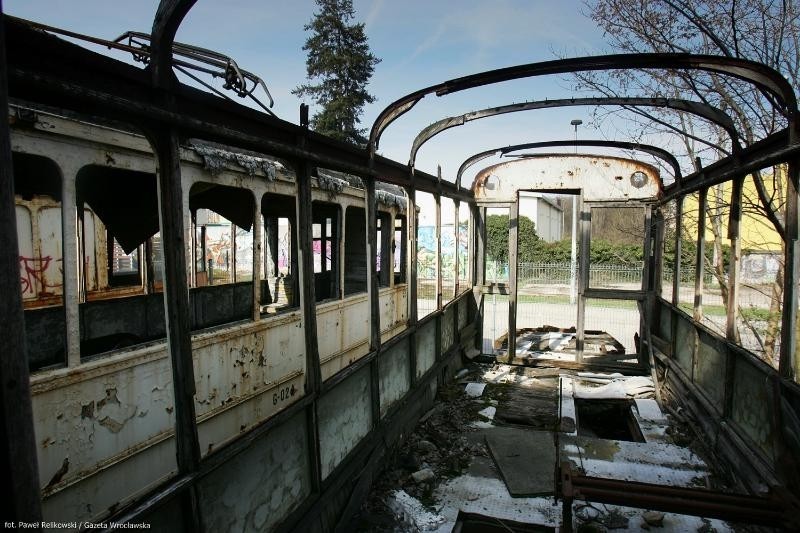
[487,214,645,265]
[293,0,380,146]
[486,215,539,263]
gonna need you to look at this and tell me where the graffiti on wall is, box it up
[19,255,63,297]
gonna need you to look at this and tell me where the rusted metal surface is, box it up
[457,140,682,190]
[2,1,799,530]
[16,197,64,305]
[3,16,467,198]
[380,284,408,343]
[473,154,661,202]
[31,313,308,523]
[560,463,792,529]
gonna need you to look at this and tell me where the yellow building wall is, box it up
[680,167,784,252]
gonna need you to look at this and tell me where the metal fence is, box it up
[482,260,644,287]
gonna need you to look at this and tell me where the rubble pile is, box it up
[355,372,490,530]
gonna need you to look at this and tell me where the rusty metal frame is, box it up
[410,97,739,170]
[2,15,471,201]
[559,463,792,531]
[370,53,797,155]
[4,0,800,529]
[457,139,683,190]
[147,1,204,528]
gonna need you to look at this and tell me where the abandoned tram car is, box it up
[1,5,799,533]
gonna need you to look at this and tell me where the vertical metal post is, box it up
[780,159,799,379]
[508,196,519,361]
[252,201,261,320]
[148,10,203,527]
[570,195,578,304]
[0,8,43,522]
[406,185,418,385]
[295,157,322,492]
[366,177,381,351]
[576,198,590,363]
[295,161,321,391]
[693,189,707,322]
[454,200,460,296]
[652,207,665,300]
[365,177,381,425]
[406,185,417,326]
[640,205,653,366]
[151,129,201,472]
[62,165,81,367]
[435,174,442,311]
[673,199,683,307]
[474,205,486,352]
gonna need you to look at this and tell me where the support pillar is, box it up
[0,9,43,523]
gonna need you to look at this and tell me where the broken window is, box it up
[261,193,297,313]
[75,164,167,358]
[678,192,700,314]
[441,197,456,305]
[194,209,233,286]
[344,206,367,296]
[701,184,729,337]
[13,152,66,370]
[189,182,255,331]
[376,211,392,288]
[660,200,678,302]
[588,206,645,290]
[736,169,786,368]
[108,235,141,287]
[482,206,510,353]
[394,214,407,285]
[313,201,339,302]
[190,182,255,287]
[416,191,436,318]
[147,233,164,291]
[457,202,469,292]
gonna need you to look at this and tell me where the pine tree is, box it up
[293,0,380,146]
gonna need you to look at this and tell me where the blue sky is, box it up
[5,1,621,183]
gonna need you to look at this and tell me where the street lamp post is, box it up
[569,119,582,304]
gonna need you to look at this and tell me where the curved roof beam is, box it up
[150,0,198,89]
[409,97,740,168]
[457,140,682,190]
[370,53,797,155]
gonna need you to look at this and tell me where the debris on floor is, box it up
[351,363,739,532]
